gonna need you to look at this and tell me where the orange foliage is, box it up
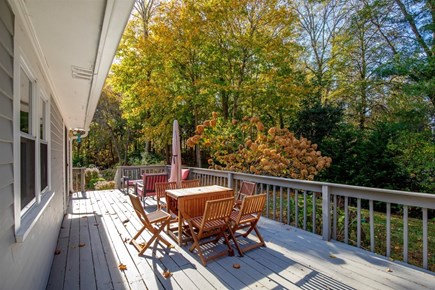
[187,112,331,180]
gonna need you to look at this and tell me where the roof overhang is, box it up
[12,0,134,131]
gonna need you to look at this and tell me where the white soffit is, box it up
[23,0,134,130]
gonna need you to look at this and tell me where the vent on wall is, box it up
[71,66,94,80]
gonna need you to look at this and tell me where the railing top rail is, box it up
[188,167,435,200]
[114,166,434,207]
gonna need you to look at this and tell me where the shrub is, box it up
[85,167,100,189]
[187,112,331,180]
[100,168,116,181]
[94,180,116,190]
[89,177,105,190]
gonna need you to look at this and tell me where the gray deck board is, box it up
[47,190,434,290]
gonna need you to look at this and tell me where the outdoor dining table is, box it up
[165,185,234,245]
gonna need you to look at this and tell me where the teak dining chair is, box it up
[185,197,236,266]
[128,193,172,255]
[155,181,177,210]
[181,179,200,188]
[230,193,267,256]
[234,181,256,208]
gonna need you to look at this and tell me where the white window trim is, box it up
[13,48,53,242]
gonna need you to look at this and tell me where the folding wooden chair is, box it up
[128,193,172,255]
[185,197,236,266]
[230,193,267,256]
[155,181,177,210]
[181,179,200,188]
[234,181,256,208]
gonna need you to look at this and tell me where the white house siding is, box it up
[0,0,66,289]
[0,0,16,289]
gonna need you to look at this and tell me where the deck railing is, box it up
[114,165,168,189]
[115,165,435,271]
[72,167,86,192]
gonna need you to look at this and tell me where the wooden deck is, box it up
[46,190,434,290]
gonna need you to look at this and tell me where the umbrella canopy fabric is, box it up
[169,120,182,188]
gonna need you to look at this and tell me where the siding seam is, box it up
[0,62,13,79]
[0,113,12,121]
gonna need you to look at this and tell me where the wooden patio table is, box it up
[166,185,234,245]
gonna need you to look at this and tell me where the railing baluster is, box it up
[295,189,299,228]
[279,187,283,223]
[344,196,349,244]
[386,202,391,257]
[333,194,337,240]
[312,192,316,234]
[357,198,361,247]
[287,188,291,225]
[370,200,374,252]
[303,191,307,230]
[403,205,408,263]
[266,184,270,219]
[423,208,428,269]
[273,185,277,221]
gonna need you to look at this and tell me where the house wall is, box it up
[0,0,66,289]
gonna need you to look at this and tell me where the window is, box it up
[20,68,36,210]
[18,64,50,213]
[39,98,48,192]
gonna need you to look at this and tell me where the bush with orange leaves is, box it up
[187,112,331,180]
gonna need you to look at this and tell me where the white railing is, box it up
[115,165,435,271]
[72,167,86,192]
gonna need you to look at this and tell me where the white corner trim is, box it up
[15,191,55,243]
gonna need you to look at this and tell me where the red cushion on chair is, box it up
[181,169,190,180]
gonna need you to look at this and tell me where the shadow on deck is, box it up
[46,190,434,290]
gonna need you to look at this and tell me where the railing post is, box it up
[228,172,233,189]
[322,185,331,241]
[114,167,121,189]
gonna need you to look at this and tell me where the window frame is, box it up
[14,51,53,242]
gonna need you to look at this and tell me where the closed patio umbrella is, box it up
[168,120,182,188]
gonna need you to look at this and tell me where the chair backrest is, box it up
[181,179,200,189]
[155,181,177,199]
[239,181,256,196]
[142,173,168,193]
[128,193,151,227]
[239,193,267,218]
[200,197,234,229]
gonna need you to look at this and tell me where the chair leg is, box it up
[228,225,243,257]
[131,225,146,241]
[138,220,172,255]
[186,220,209,266]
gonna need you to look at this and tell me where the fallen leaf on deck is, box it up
[169,245,175,248]
[81,216,87,219]
[386,268,392,272]
[123,238,130,243]
[139,242,146,248]
[233,263,240,269]
[329,254,337,259]
[54,249,61,255]
[60,226,64,229]
[79,243,86,247]
[122,219,130,224]
[119,263,127,271]
[162,270,172,278]
[94,223,99,226]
